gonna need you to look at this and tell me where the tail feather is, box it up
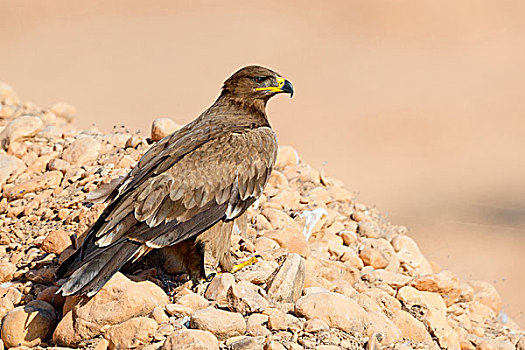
[57,240,141,297]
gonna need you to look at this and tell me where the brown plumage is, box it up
[56,65,294,296]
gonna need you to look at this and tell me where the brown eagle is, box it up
[56,65,294,296]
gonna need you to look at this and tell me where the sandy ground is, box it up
[1,0,524,324]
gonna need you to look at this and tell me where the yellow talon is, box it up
[231,256,259,273]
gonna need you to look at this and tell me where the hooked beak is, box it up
[256,76,294,97]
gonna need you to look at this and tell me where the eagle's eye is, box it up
[253,76,266,84]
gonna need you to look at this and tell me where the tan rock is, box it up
[267,253,305,303]
[246,313,271,337]
[358,221,386,239]
[366,269,411,288]
[366,312,403,345]
[177,292,210,312]
[304,318,329,333]
[0,155,26,184]
[0,115,43,150]
[265,229,309,256]
[62,136,102,165]
[162,329,218,350]
[0,260,16,283]
[340,230,357,246]
[409,270,462,306]
[235,260,278,285]
[105,317,157,350]
[190,308,246,340]
[53,272,169,346]
[275,145,299,168]
[397,286,459,349]
[227,336,265,350]
[295,292,369,334]
[151,118,180,141]
[165,303,193,317]
[390,308,433,344]
[267,309,302,332]
[51,102,76,121]
[3,170,63,199]
[1,300,56,348]
[467,280,502,313]
[150,306,170,324]
[306,257,359,284]
[262,209,301,231]
[360,248,389,269]
[391,235,433,275]
[40,229,71,255]
[228,280,269,315]
[265,341,287,350]
[36,286,65,310]
[204,273,235,305]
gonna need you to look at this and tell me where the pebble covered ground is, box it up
[0,81,523,350]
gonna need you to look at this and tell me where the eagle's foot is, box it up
[230,255,259,273]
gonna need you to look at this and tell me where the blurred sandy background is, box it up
[1,0,524,324]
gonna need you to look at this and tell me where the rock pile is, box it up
[0,81,523,349]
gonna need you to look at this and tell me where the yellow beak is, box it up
[255,76,294,97]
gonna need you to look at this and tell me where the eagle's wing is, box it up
[57,125,277,296]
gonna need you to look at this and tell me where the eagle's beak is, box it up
[256,76,294,97]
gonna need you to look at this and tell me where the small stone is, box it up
[94,338,110,350]
[266,253,305,303]
[204,273,235,305]
[50,102,76,121]
[0,155,26,184]
[176,292,210,312]
[360,248,389,269]
[264,229,309,256]
[41,229,71,255]
[1,300,56,348]
[0,260,16,283]
[391,235,433,275]
[228,281,269,315]
[265,341,287,350]
[304,318,329,333]
[3,170,63,199]
[190,308,246,340]
[36,286,65,310]
[409,270,462,306]
[295,292,369,334]
[397,286,459,349]
[162,329,218,350]
[246,313,270,337]
[105,317,157,350]
[467,280,502,313]
[48,158,70,173]
[275,145,299,168]
[0,115,43,150]
[267,309,302,332]
[151,306,170,323]
[357,221,384,238]
[62,136,102,165]
[151,118,180,141]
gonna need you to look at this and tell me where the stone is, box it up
[204,273,235,305]
[3,170,63,199]
[267,253,305,303]
[94,338,110,350]
[1,300,56,348]
[151,118,180,141]
[409,270,462,306]
[295,292,370,334]
[265,341,287,350]
[262,209,301,231]
[397,286,459,349]
[40,229,71,255]
[357,221,384,239]
[304,318,329,333]
[467,280,502,313]
[0,155,26,184]
[105,317,157,350]
[176,292,210,312]
[235,260,278,285]
[246,313,270,337]
[367,312,403,345]
[390,309,433,344]
[228,336,265,350]
[275,146,299,168]
[162,329,218,350]
[391,235,433,275]
[51,102,76,121]
[360,248,389,269]
[228,280,269,315]
[0,115,43,150]
[62,136,102,165]
[190,308,246,340]
[267,309,302,332]
[150,306,170,324]
[366,269,411,288]
[0,260,16,283]
[53,272,169,346]
[36,286,65,310]
[264,229,309,256]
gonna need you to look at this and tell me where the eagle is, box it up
[56,65,294,297]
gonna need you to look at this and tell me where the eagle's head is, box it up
[222,65,294,101]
